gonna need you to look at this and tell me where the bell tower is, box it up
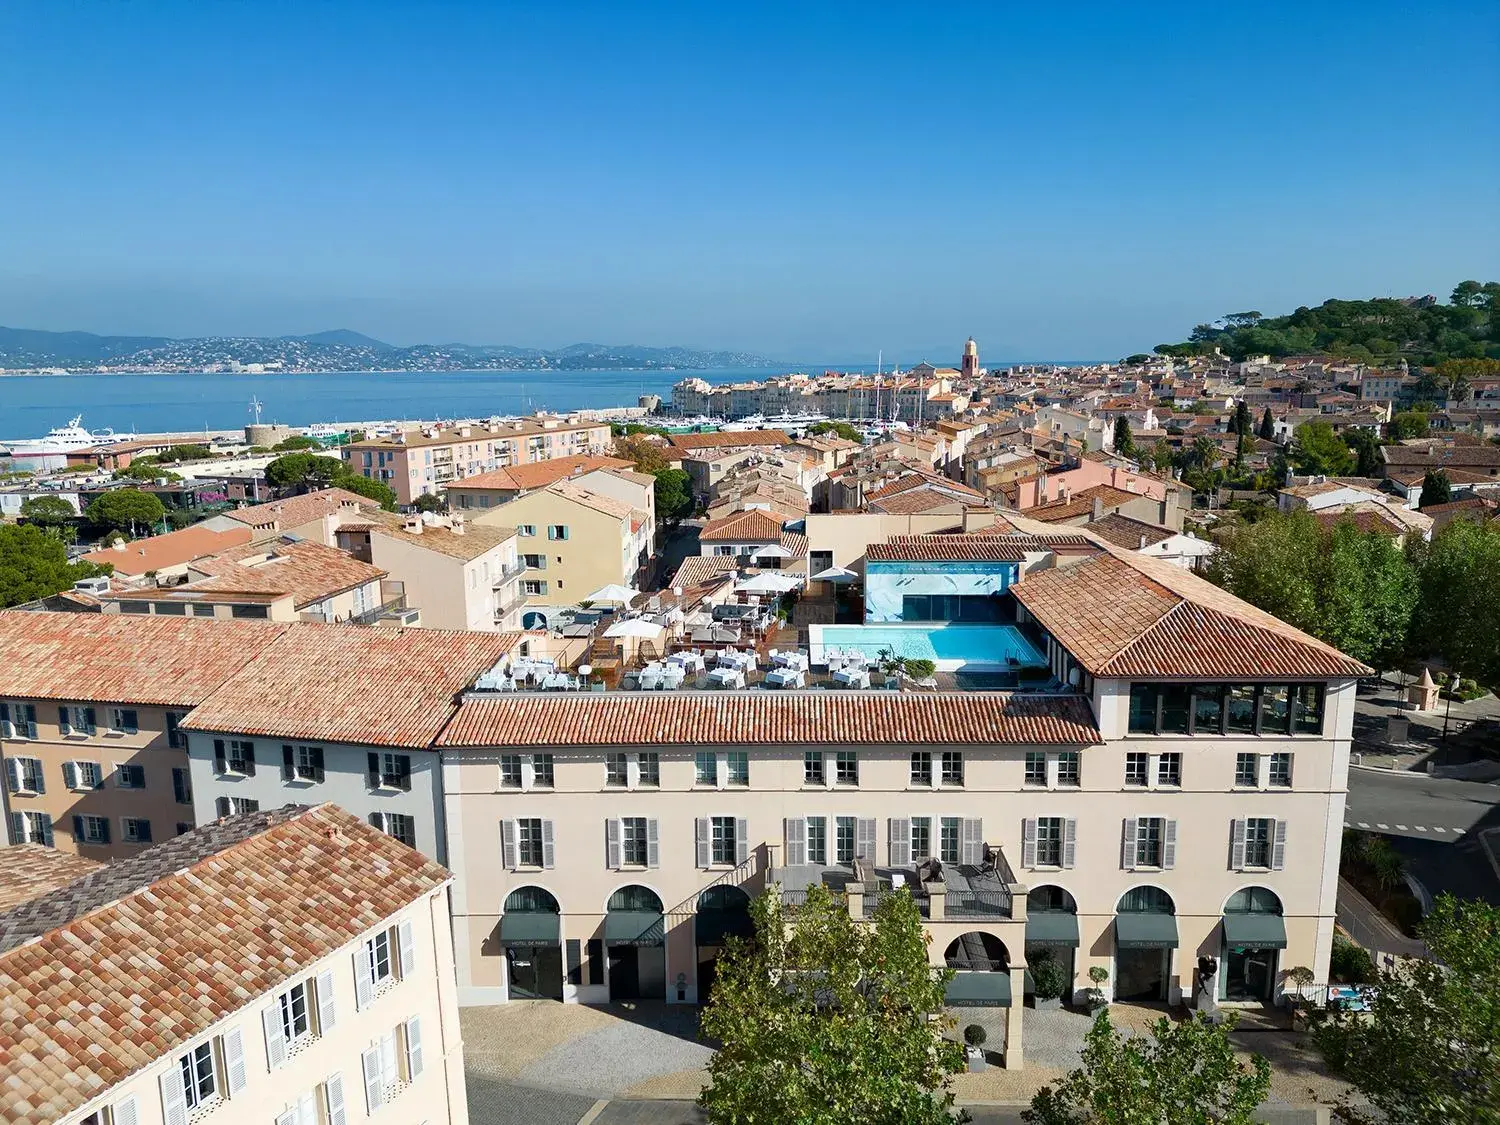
[961,336,979,379]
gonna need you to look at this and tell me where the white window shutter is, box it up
[1121,817,1138,870]
[361,1046,384,1112]
[784,817,806,866]
[695,818,710,868]
[1230,819,1247,871]
[62,761,78,790]
[606,818,622,869]
[646,819,660,869]
[323,1073,347,1125]
[1272,820,1287,871]
[276,1111,296,1125]
[856,818,877,862]
[263,1003,287,1069]
[1062,819,1077,869]
[296,1092,316,1125]
[113,1095,139,1125]
[1162,819,1178,870]
[316,968,337,1033]
[222,1026,247,1095]
[404,1016,424,1078]
[735,818,749,865]
[159,1064,188,1125]
[379,1031,398,1087]
[353,946,374,1011]
[888,818,911,867]
[397,919,416,978]
[1021,819,1037,869]
[541,819,556,868]
[501,819,517,869]
[961,818,983,865]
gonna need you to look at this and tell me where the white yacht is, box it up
[2,416,120,457]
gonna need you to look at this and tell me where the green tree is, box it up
[1343,428,1382,478]
[264,452,345,491]
[699,883,963,1125]
[1419,469,1452,508]
[1122,353,1151,365]
[1112,417,1135,458]
[1258,407,1275,441]
[1025,1010,1270,1125]
[1151,438,1174,475]
[115,461,184,483]
[411,493,446,513]
[20,495,78,530]
[1232,400,1251,437]
[1315,895,1500,1125]
[807,420,864,443]
[1389,411,1431,440]
[85,489,167,536]
[652,467,693,524]
[272,434,323,451]
[1291,421,1355,476]
[332,472,397,511]
[1410,519,1500,687]
[612,433,669,475]
[1190,435,1221,471]
[160,443,213,462]
[0,524,111,608]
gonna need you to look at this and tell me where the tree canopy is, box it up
[19,495,77,528]
[1112,417,1134,457]
[334,472,397,510]
[1291,421,1355,477]
[0,524,111,609]
[652,467,693,524]
[1419,470,1452,509]
[271,435,323,451]
[808,419,864,443]
[264,452,345,490]
[698,883,963,1125]
[612,432,670,476]
[85,489,167,535]
[1408,518,1500,688]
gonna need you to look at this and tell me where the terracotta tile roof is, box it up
[1011,548,1370,679]
[866,534,1058,561]
[1084,513,1176,550]
[779,531,808,558]
[546,480,634,519]
[0,804,450,1125]
[1027,485,1141,522]
[446,454,634,492]
[0,612,290,706]
[182,623,521,748]
[361,510,518,561]
[668,429,794,451]
[81,524,253,577]
[0,846,102,912]
[669,556,740,589]
[189,537,386,609]
[1383,441,1500,469]
[225,487,380,531]
[1311,507,1407,537]
[439,691,1102,748]
[699,507,786,542]
[869,484,988,515]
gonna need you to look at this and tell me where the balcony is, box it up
[770,849,1020,922]
[495,557,527,584]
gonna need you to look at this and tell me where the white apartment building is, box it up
[0,803,467,1125]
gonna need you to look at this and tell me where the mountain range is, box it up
[0,325,780,372]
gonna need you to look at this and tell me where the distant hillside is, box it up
[0,325,779,372]
[1153,280,1499,367]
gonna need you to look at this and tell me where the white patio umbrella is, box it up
[603,618,665,639]
[737,572,802,595]
[751,543,793,559]
[584,583,640,606]
[810,565,857,583]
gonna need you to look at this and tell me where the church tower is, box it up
[961,336,979,379]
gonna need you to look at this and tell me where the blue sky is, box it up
[0,1,1496,363]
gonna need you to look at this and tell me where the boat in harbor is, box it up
[0,416,124,457]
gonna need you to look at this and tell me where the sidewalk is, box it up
[1353,672,1500,771]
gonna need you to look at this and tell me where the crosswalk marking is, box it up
[1377,823,1390,830]
[1358,821,1371,828]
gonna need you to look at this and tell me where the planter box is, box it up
[1033,996,1062,1012]
[965,1047,987,1073]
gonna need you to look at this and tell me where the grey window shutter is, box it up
[646,819,660,869]
[4,758,18,792]
[264,1003,287,1069]
[57,707,70,736]
[606,819,622,869]
[1271,820,1287,871]
[315,968,337,1032]
[223,1025,247,1095]
[72,814,85,842]
[542,819,556,868]
[1121,817,1137,870]
[1062,819,1077,869]
[282,745,295,781]
[404,1016,424,1078]
[961,818,983,865]
[160,1063,189,1125]
[735,817,749,865]
[361,1046,384,1112]
[856,817,877,862]
[324,1074,347,1125]
[214,739,227,773]
[785,817,806,866]
[353,947,374,1011]
[7,812,21,844]
[38,815,52,847]
[1162,819,1178,870]
[83,707,96,735]
[1230,819,1246,870]
[113,1096,139,1125]
[501,819,517,869]
[397,919,416,977]
[62,761,78,790]
[1021,818,1037,869]
[888,818,911,867]
[695,818,710,868]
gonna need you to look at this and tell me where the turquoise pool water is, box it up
[808,624,1046,671]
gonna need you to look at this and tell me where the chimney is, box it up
[402,516,423,535]
[450,514,465,536]
[1139,535,1148,549]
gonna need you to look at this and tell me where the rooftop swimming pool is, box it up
[808,623,1046,672]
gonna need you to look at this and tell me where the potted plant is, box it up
[1084,965,1110,1014]
[962,1023,988,1072]
[1029,951,1068,1011]
[1283,965,1316,1030]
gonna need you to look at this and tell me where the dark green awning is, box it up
[1115,913,1179,950]
[1223,912,1287,950]
[945,970,1012,1007]
[605,910,665,945]
[696,908,755,946]
[500,912,560,945]
[1026,912,1080,947]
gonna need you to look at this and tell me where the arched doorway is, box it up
[944,931,1009,972]
[1114,886,1177,1002]
[696,885,754,1006]
[605,885,666,1002]
[521,609,549,631]
[1221,887,1285,1002]
[1025,885,1079,1003]
[944,932,1012,1008]
[502,886,563,1001]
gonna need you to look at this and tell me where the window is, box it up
[277,981,311,1046]
[1235,752,1258,787]
[2,702,38,739]
[499,754,523,788]
[215,739,255,776]
[1130,682,1326,736]
[1134,817,1163,867]
[803,751,824,786]
[835,816,855,863]
[695,751,716,786]
[9,810,53,845]
[1160,685,1190,733]
[1125,752,1149,787]
[215,796,259,817]
[806,816,827,864]
[1192,685,1223,734]
[369,752,411,791]
[636,752,657,787]
[173,766,193,804]
[115,763,145,789]
[1227,685,1257,734]
[522,580,548,596]
[517,817,545,867]
[282,745,324,782]
[910,751,933,786]
[363,1019,424,1110]
[178,1041,217,1110]
[711,816,737,865]
[1258,685,1291,735]
[1244,817,1273,868]
[64,760,102,791]
[109,707,139,734]
[1035,817,1063,867]
[726,751,749,787]
[517,524,537,537]
[375,812,416,848]
[834,751,858,786]
[534,753,556,788]
[606,752,629,787]
[522,552,546,569]
[74,814,110,845]
[59,705,97,736]
[910,817,932,861]
[121,818,152,844]
[177,822,194,836]
[1268,752,1292,787]
[939,817,961,864]
[1157,752,1182,787]
[6,756,44,794]
[1056,752,1080,787]
[547,524,569,540]
[1293,685,1324,734]
[941,751,964,786]
[1024,752,1047,787]
[622,817,649,866]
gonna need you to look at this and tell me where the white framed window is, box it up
[910,816,932,861]
[694,751,716,786]
[1156,752,1182,788]
[74,814,110,845]
[59,705,97,736]
[178,1040,218,1111]
[162,1027,245,1122]
[941,751,964,786]
[803,751,824,786]
[1268,752,1293,787]
[1,701,39,740]
[368,752,411,791]
[806,815,827,864]
[635,752,658,787]
[215,796,259,818]
[1232,817,1285,871]
[622,816,649,866]
[533,753,556,788]
[1034,817,1064,867]
[116,763,146,789]
[9,810,53,846]
[109,707,139,734]
[834,815,856,863]
[725,751,749,787]
[1122,816,1176,870]
[499,754,523,788]
[501,817,554,870]
[121,818,152,844]
[910,751,932,787]
[605,752,629,787]
[1056,751,1081,787]
[372,811,416,848]
[517,817,545,867]
[6,756,44,795]
[277,981,312,1048]
[834,751,858,786]
[1125,752,1149,787]
[1234,752,1257,787]
[213,739,256,777]
[282,744,325,783]
[522,580,548,596]
[710,816,738,865]
[607,816,659,869]
[353,920,416,1011]
[546,524,569,540]
[360,1018,423,1111]
[1243,817,1273,868]
[1023,752,1046,787]
[517,524,537,537]
[939,816,961,864]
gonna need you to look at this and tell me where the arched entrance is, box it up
[1114,886,1177,1002]
[1221,887,1285,1001]
[521,609,549,630]
[944,931,1009,971]
[1025,885,1079,1003]
[605,885,665,1002]
[502,886,563,1001]
[695,885,754,1006]
[944,932,1012,1008]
